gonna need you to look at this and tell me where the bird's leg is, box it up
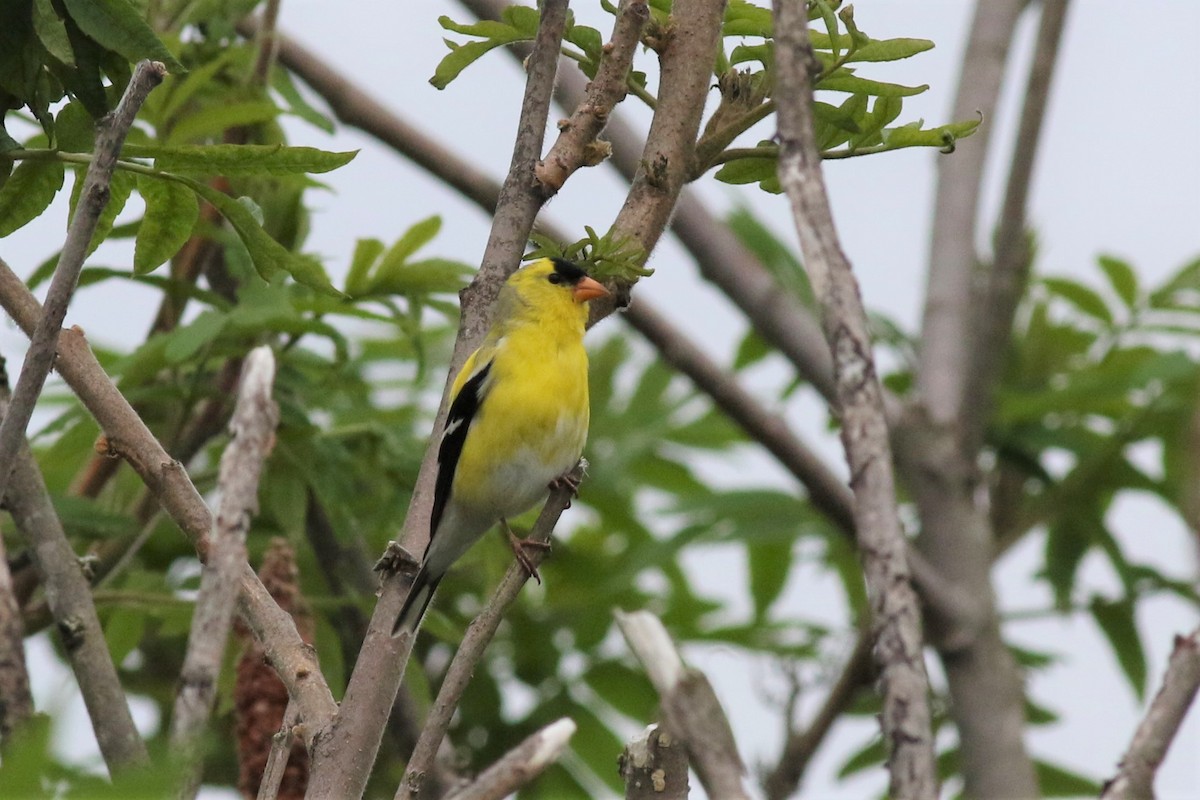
[500,518,551,584]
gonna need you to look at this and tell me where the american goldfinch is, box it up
[392,257,609,636]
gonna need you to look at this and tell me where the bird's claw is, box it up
[548,470,582,507]
[502,520,551,584]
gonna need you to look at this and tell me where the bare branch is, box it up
[962,0,1071,454]
[303,5,572,795]
[616,610,750,800]
[0,370,148,771]
[621,725,688,800]
[627,302,854,531]
[171,347,280,799]
[772,3,936,798]
[0,61,165,505]
[0,257,337,746]
[900,1,1043,795]
[0,451,34,741]
[916,0,1026,427]
[1102,628,1200,800]
[763,628,873,800]
[442,718,576,800]
[396,467,582,800]
[256,702,300,800]
[535,0,649,194]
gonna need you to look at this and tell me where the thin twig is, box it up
[771,3,936,798]
[1101,627,1200,800]
[0,364,149,771]
[0,257,337,746]
[441,718,577,800]
[615,610,751,800]
[256,701,300,800]
[534,0,649,194]
[961,0,1071,455]
[303,5,572,796]
[395,467,582,800]
[763,627,873,800]
[0,61,166,506]
[171,347,280,800]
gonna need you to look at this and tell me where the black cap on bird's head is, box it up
[546,257,609,302]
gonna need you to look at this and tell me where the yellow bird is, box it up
[392,258,609,636]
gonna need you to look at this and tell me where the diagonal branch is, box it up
[772,3,936,798]
[302,5,572,796]
[442,718,577,800]
[395,467,582,800]
[171,347,280,800]
[0,363,149,771]
[1101,627,1200,800]
[0,257,337,747]
[0,61,166,505]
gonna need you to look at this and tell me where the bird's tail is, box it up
[392,568,440,637]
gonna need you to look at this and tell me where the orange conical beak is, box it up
[573,276,610,303]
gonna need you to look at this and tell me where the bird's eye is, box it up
[547,272,564,285]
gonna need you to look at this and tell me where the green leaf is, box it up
[370,258,473,296]
[346,237,385,296]
[724,0,772,38]
[126,143,357,176]
[817,71,928,97]
[103,607,145,668]
[54,100,94,151]
[430,11,535,90]
[163,100,280,144]
[813,0,841,61]
[1097,254,1138,309]
[1042,277,1114,324]
[713,154,776,186]
[0,158,65,236]
[733,328,772,370]
[184,178,341,295]
[846,37,935,63]
[380,215,441,267]
[32,0,75,67]
[59,0,186,74]
[134,173,198,274]
[747,540,792,619]
[272,65,335,134]
[1036,759,1103,797]
[1090,597,1147,701]
[163,309,227,363]
[838,734,885,777]
[584,660,656,721]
